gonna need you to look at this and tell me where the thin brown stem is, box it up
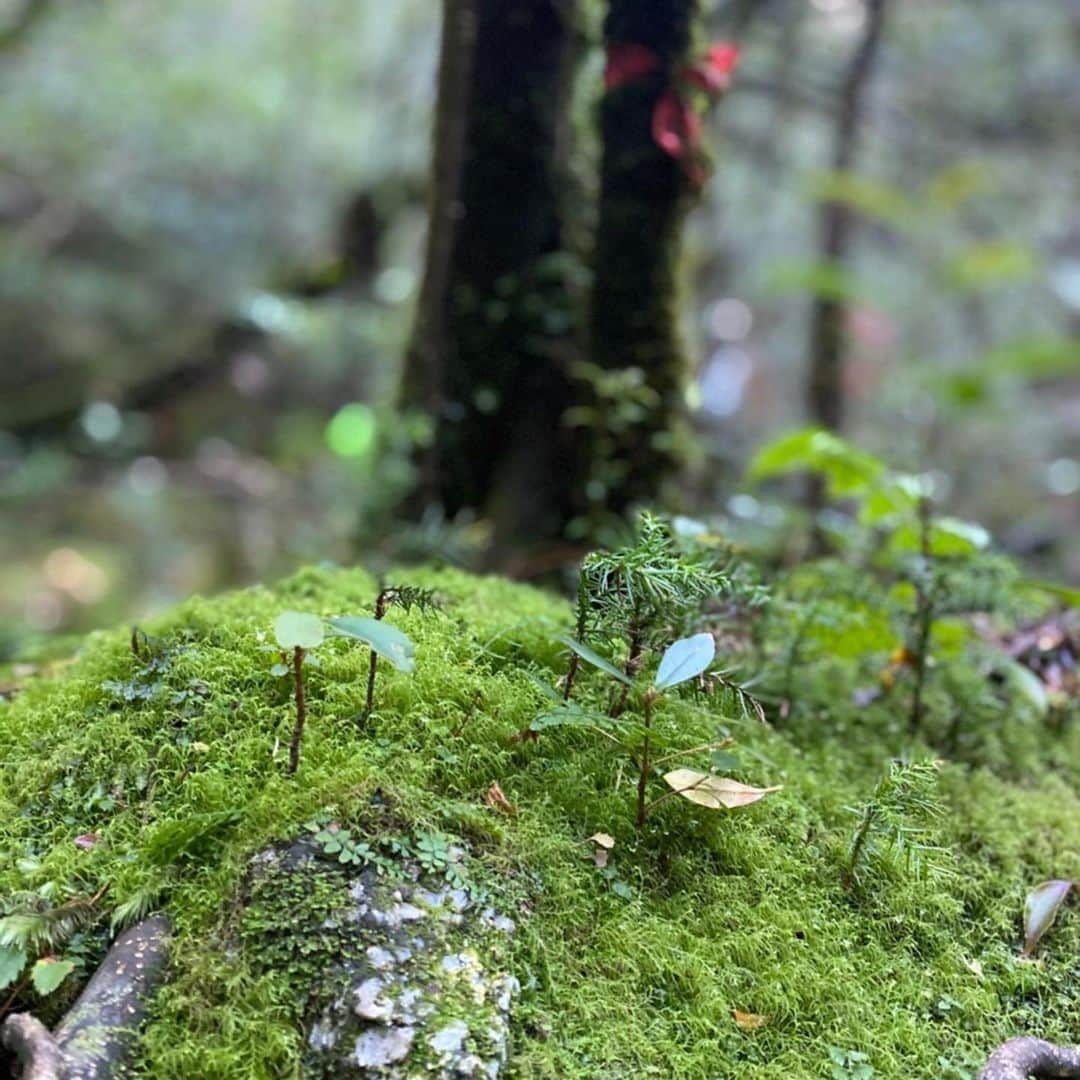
[612,624,644,718]
[635,690,655,829]
[563,586,589,702]
[562,653,580,702]
[287,646,306,775]
[843,804,875,889]
[363,589,390,721]
[910,496,934,734]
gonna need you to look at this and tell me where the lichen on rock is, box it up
[241,838,517,1078]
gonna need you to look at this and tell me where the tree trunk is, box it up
[805,0,889,434]
[587,0,702,517]
[403,0,583,551]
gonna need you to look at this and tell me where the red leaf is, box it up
[604,43,661,91]
[651,90,701,160]
[685,42,741,94]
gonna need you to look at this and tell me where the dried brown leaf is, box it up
[485,781,515,815]
[733,1009,767,1031]
[662,769,782,810]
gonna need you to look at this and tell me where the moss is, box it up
[0,564,1076,1078]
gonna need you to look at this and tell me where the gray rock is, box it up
[353,1025,416,1067]
[429,1018,469,1055]
[244,838,519,1078]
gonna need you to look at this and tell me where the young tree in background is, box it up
[406,0,737,550]
[805,0,889,434]
[588,0,732,517]
[404,0,584,551]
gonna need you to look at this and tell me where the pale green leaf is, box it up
[0,944,27,990]
[1002,661,1048,718]
[748,429,884,498]
[556,635,631,685]
[273,611,325,650]
[1017,580,1080,608]
[328,616,416,673]
[809,170,915,229]
[31,957,75,997]
[945,243,1037,292]
[654,634,715,691]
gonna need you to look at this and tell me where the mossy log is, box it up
[1,915,171,1080]
[978,1037,1080,1079]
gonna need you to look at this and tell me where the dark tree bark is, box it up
[403,0,584,551]
[805,0,889,434]
[587,0,702,516]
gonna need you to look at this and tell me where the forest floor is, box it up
[0,564,1077,1078]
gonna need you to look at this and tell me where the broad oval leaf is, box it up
[31,957,75,996]
[273,611,325,651]
[1022,879,1073,958]
[556,634,632,685]
[0,944,27,990]
[662,769,782,810]
[1003,661,1049,718]
[654,633,715,691]
[747,427,884,498]
[328,616,416,673]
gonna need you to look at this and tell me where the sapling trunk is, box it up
[613,622,644,718]
[288,646,306,775]
[635,689,656,829]
[364,588,390,719]
[843,802,875,889]
[909,496,935,734]
[563,583,590,701]
[782,601,819,709]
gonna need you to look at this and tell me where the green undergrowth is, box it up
[0,565,1076,1079]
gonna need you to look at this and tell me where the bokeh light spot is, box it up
[326,403,377,459]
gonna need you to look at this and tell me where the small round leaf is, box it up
[273,611,325,650]
[328,616,416,673]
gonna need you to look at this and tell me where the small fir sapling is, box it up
[748,429,1029,739]
[559,513,731,714]
[842,758,946,890]
[636,633,781,828]
[533,628,779,828]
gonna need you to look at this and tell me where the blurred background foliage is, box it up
[1,0,1077,657]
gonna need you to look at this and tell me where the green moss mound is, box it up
[1,565,1076,1078]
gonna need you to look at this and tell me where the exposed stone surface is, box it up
[242,839,518,1078]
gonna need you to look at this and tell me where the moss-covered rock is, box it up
[0,565,1076,1078]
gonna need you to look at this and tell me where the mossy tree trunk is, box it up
[404,0,584,551]
[805,0,889,434]
[587,0,701,516]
